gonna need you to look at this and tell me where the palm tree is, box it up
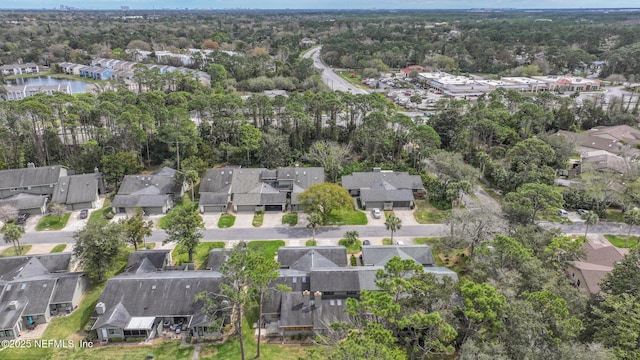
[624,209,640,247]
[385,215,402,245]
[306,212,323,245]
[344,230,359,246]
[582,211,599,239]
[3,223,26,254]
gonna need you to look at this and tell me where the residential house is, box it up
[111,167,186,215]
[91,251,224,341]
[52,173,103,210]
[0,193,48,215]
[341,169,423,210]
[0,163,66,199]
[0,253,87,339]
[567,242,628,294]
[258,245,457,337]
[199,166,324,213]
[0,63,39,76]
[2,84,72,101]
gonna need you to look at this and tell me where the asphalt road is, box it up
[17,222,640,246]
[303,46,369,95]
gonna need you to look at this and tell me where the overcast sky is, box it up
[5,0,640,10]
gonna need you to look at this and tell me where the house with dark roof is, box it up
[0,253,87,339]
[341,169,423,210]
[91,251,224,342]
[199,166,324,213]
[0,164,103,213]
[51,173,102,210]
[257,245,457,337]
[112,167,186,215]
[567,242,628,294]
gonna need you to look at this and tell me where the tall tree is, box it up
[48,202,67,221]
[297,183,353,223]
[385,215,402,245]
[305,140,351,183]
[73,222,126,281]
[3,223,25,255]
[306,212,323,244]
[504,183,563,225]
[582,211,599,239]
[120,208,153,251]
[624,209,640,245]
[163,203,204,263]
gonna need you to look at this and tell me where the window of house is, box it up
[5,330,13,337]
[0,331,5,338]
[108,329,117,335]
[292,277,297,284]
[302,277,307,283]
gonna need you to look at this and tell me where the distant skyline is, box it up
[3,0,640,10]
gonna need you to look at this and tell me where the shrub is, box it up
[350,254,357,266]
[110,337,123,343]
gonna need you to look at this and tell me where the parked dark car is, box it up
[79,209,89,219]
[363,240,371,245]
[16,213,30,225]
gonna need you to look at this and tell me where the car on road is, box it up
[577,209,589,216]
[558,209,569,217]
[16,213,30,225]
[79,209,89,219]
[363,240,371,245]
[371,208,382,219]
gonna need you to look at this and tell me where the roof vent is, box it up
[186,285,191,289]
[9,301,18,310]
[95,302,106,315]
[43,283,48,288]
[151,285,156,290]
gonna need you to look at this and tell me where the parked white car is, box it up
[371,208,382,219]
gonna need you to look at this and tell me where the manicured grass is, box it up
[605,209,625,223]
[282,213,298,226]
[65,339,194,360]
[36,213,71,231]
[338,70,363,85]
[382,238,393,245]
[88,202,113,227]
[50,244,67,253]
[0,245,32,257]
[384,210,395,218]
[172,241,225,268]
[218,213,236,228]
[325,209,368,225]
[338,239,362,254]
[306,240,317,246]
[144,242,156,249]
[248,240,285,258]
[200,318,309,360]
[414,199,450,224]
[158,196,194,229]
[604,234,639,248]
[252,212,264,227]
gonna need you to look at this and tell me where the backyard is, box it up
[604,234,639,248]
[248,240,285,258]
[325,209,367,225]
[172,241,225,268]
[413,199,450,224]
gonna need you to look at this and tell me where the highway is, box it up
[303,46,369,95]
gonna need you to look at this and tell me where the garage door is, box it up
[393,201,411,208]
[265,205,283,212]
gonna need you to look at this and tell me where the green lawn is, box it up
[218,214,236,228]
[605,209,625,223]
[50,244,67,253]
[88,199,113,228]
[252,212,264,227]
[414,200,450,224]
[326,209,367,225]
[248,240,285,258]
[144,242,156,250]
[158,197,193,229]
[1,245,32,257]
[382,238,393,245]
[36,213,71,231]
[172,241,225,268]
[338,239,362,254]
[282,213,298,226]
[604,234,639,248]
[306,240,317,246]
[64,340,193,360]
[200,318,309,360]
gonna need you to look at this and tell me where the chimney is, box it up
[27,162,35,168]
[302,290,310,307]
[9,301,18,310]
[94,167,99,173]
[314,291,322,307]
[95,302,106,315]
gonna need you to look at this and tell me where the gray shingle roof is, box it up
[361,245,435,266]
[199,192,230,206]
[231,168,267,193]
[360,188,415,202]
[277,247,348,269]
[206,249,229,271]
[0,278,57,316]
[92,271,224,330]
[51,274,85,303]
[125,250,171,271]
[0,193,47,210]
[277,167,324,189]
[199,168,235,193]
[279,292,350,331]
[112,194,169,208]
[51,174,99,205]
[0,299,27,331]
[0,166,65,191]
[341,171,423,191]
[0,253,71,281]
[117,171,182,196]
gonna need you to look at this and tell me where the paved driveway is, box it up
[393,209,419,226]
[233,212,255,228]
[65,210,90,232]
[201,213,220,229]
